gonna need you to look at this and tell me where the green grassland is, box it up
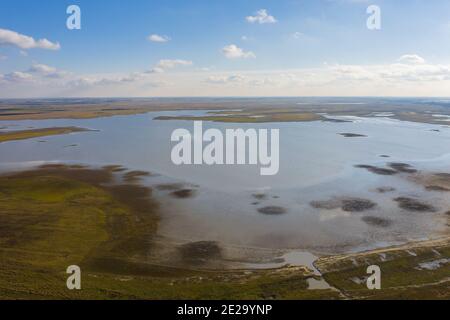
[316,238,450,300]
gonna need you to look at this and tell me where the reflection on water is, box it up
[0,111,449,255]
[307,278,334,290]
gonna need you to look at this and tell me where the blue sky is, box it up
[1,0,450,97]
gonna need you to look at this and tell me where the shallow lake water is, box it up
[1,111,449,256]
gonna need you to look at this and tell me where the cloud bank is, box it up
[2,55,450,98]
[0,28,60,50]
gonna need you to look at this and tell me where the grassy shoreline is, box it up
[0,127,92,143]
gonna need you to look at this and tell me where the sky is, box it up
[1,0,450,98]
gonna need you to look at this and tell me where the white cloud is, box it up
[331,55,450,82]
[28,64,57,74]
[222,44,255,59]
[150,67,165,74]
[246,9,277,24]
[149,59,193,73]
[148,34,171,43]
[292,31,306,39]
[205,73,301,88]
[0,28,60,50]
[68,73,148,87]
[3,71,33,82]
[28,63,67,78]
[205,74,247,84]
[156,59,192,69]
[398,54,426,65]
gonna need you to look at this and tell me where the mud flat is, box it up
[178,241,223,266]
[410,172,450,193]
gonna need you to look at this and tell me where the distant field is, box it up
[1,98,450,125]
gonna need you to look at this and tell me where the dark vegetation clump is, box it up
[376,187,396,193]
[310,198,377,212]
[341,199,377,212]
[362,216,392,228]
[170,189,196,199]
[257,206,287,215]
[394,197,437,212]
[339,133,367,138]
[354,165,397,176]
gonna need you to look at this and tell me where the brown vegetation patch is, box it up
[435,173,450,179]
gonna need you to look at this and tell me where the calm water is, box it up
[1,110,449,254]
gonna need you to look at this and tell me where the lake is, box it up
[1,110,449,256]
